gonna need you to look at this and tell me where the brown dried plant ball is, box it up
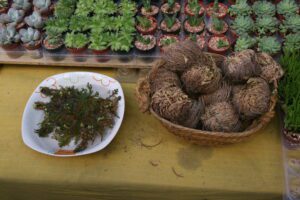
[200,81,232,106]
[181,64,222,95]
[232,77,271,119]
[201,101,242,132]
[222,49,261,82]
[255,52,284,83]
[151,87,204,128]
[149,66,181,94]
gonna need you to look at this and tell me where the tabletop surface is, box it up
[0,65,284,200]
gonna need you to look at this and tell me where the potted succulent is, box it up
[0,8,25,30]
[0,0,8,14]
[207,34,230,55]
[255,16,279,36]
[279,14,300,37]
[12,0,32,15]
[257,36,281,55]
[276,0,298,21]
[42,28,64,61]
[94,0,118,16]
[0,25,20,50]
[207,15,228,36]
[33,0,52,17]
[19,27,42,50]
[206,0,228,19]
[184,0,205,17]
[161,0,181,16]
[140,0,159,17]
[64,32,89,54]
[184,7,205,34]
[54,0,77,19]
[134,34,156,53]
[283,33,300,53]
[110,31,135,62]
[119,0,137,17]
[228,0,252,19]
[74,0,94,17]
[231,16,254,36]
[89,31,111,62]
[252,1,275,17]
[160,14,181,34]
[68,16,90,33]
[136,16,157,35]
[24,11,44,30]
[158,34,179,51]
[234,34,257,52]
[185,33,206,50]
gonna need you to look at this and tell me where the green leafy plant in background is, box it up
[68,16,90,32]
[283,33,300,53]
[231,15,254,35]
[164,14,177,29]
[279,51,300,133]
[89,31,110,51]
[257,36,281,54]
[252,0,275,17]
[75,0,93,17]
[280,14,300,34]
[0,25,20,45]
[255,16,278,35]
[94,0,118,15]
[64,32,89,49]
[89,15,109,33]
[119,0,136,17]
[234,34,256,52]
[228,0,252,17]
[277,0,298,17]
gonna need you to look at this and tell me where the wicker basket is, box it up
[136,53,278,146]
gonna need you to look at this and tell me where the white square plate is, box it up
[22,72,125,157]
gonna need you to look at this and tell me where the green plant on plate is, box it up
[44,17,68,35]
[252,0,275,17]
[231,15,254,35]
[33,0,51,13]
[64,32,89,49]
[94,0,118,15]
[228,0,252,17]
[119,0,136,17]
[19,27,41,45]
[277,0,298,17]
[212,15,224,31]
[257,36,281,54]
[161,37,177,46]
[137,16,152,29]
[283,33,300,53]
[89,31,110,51]
[188,0,201,15]
[217,39,229,48]
[12,0,31,11]
[164,14,177,29]
[0,8,25,24]
[137,34,151,45]
[278,51,300,133]
[110,31,134,52]
[142,0,151,12]
[69,16,90,32]
[75,0,94,17]
[0,25,20,45]
[234,34,256,52]
[0,0,8,8]
[280,14,300,34]
[255,16,278,35]
[187,7,202,27]
[24,11,43,29]
[54,0,77,19]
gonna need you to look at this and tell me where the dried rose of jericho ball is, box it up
[232,77,271,119]
[201,101,242,132]
[200,81,232,106]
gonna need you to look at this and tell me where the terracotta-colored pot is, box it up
[184,2,205,16]
[207,34,230,55]
[0,7,8,14]
[139,4,159,17]
[206,3,228,19]
[22,39,42,50]
[136,16,157,35]
[158,34,180,52]
[1,43,19,50]
[67,46,87,54]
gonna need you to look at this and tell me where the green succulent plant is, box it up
[257,36,281,54]
[142,0,151,12]
[252,0,275,17]
[119,0,136,17]
[283,33,300,53]
[0,8,25,24]
[24,11,43,29]
[277,0,298,17]
[44,17,68,35]
[234,34,257,52]
[167,0,175,11]
[212,15,224,31]
[94,0,118,15]
[19,27,41,45]
[12,0,31,11]
[89,31,110,51]
[68,16,90,32]
[280,14,300,34]
[75,0,93,17]
[54,0,77,19]
[136,34,151,45]
[33,0,51,13]
[137,16,152,29]
[160,37,177,46]
[64,32,89,49]
[0,25,20,45]
[187,0,202,15]
[119,16,135,33]
[256,16,278,35]
[187,7,202,27]
[164,14,177,29]
[231,16,254,35]
[89,15,109,33]
[228,0,252,17]
[110,31,134,52]
[0,0,8,8]
[213,0,219,13]
[45,33,63,47]
[217,39,229,48]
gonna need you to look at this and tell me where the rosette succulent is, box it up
[0,8,25,24]
[280,14,300,34]
[0,25,20,45]
[252,0,275,17]
[256,16,279,35]
[277,0,298,17]
[24,11,43,29]
[19,27,41,46]
[54,0,77,19]
[68,16,89,32]
[234,34,257,52]
[33,0,51,13]
[64,32,89,49]
[258,36,281,55]
[94,0,118,15]
[283,33,300,53]
[231,16,254,35]
[228,0,252,17]
[89,31,110,51]
[12,0,31,11]
[75,0,94,17]
[110,31,134,52]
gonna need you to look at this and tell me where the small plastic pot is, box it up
[158,34,180,52]
[67,46,87,62]
[1,43,24,58]
[184,3,205,16]
[183,20,205,34]
[139,4,159,17]
[206,3,228,19]
[160,2,181,16]
[206,20,229,36]
[160,18,181,34]
[207,35,231,55]
[92,48,110,62]
[136,16,158,35]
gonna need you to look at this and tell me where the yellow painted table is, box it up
[0,65,284,200]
